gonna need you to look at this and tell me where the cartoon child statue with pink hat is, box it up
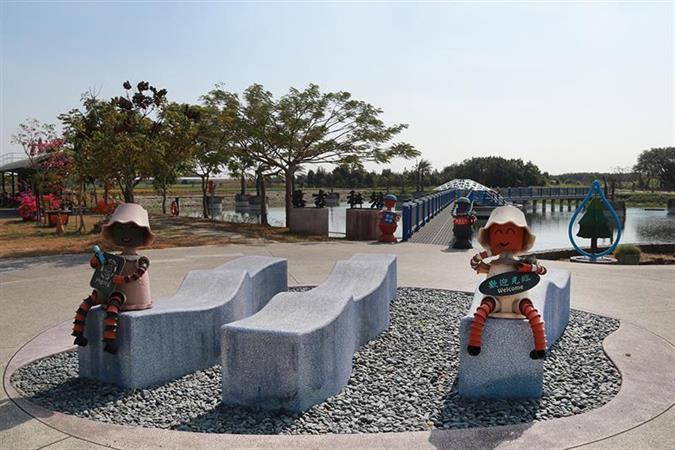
[468,205,549,359]
[71,203,155,354]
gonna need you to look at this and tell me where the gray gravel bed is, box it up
[11,287,621,434]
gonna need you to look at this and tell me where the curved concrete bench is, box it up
[221,253,397,412]
[79,256,287,389]
[458,269,571,399]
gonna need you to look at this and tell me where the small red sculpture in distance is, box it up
[378,194,400,243]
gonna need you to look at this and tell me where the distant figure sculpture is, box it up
[347,190,363,208]
[378,194,400,243]
[450,197,476,249]
[71,203,155,354]
[292,190,306,208]
[313,189,327,208]
[468,205,548,359]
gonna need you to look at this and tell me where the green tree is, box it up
[439,157,545,187]
[60,82,168,204]
[634,148,675,191]
[576,198,612,253]
[202,85,279,225]
[188,103,237,219]
[413,159,432,192]
[60,93,114,230]
[234,83,418,226]
[109,81,168,202]
[153,103,200,213]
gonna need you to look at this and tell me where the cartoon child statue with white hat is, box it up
[468,205,548,359]
[71,203,155,354]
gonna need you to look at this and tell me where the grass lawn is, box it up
[0,213,327,259]
[615,190,675,208]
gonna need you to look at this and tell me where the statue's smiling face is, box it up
[111,223,146,248]
[488,222,525,255]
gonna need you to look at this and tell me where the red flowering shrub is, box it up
[16,191,63,220]
[92,199,117,215]
[17,191,37,220]
[42,193,61,210]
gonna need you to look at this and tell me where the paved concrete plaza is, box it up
[1,241,674,449]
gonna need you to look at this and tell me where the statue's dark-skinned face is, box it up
[111,223,146,249]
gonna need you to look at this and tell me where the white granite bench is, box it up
[457,269,571,398]
[78,256,287,389]
[221,253,397,412]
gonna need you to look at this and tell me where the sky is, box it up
[1,1,673,176]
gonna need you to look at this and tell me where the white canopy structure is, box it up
[433,178,492,192]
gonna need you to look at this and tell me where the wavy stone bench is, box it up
[221,253,397,412]
[79,256,287,389]
[458,269,571,399]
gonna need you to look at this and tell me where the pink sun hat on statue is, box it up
[101,203,156,247]
[477,205,536,252]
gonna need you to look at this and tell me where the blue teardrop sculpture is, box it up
[567,180,623,260]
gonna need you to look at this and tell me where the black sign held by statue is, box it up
[479,270,540,297]
[90,252,126,298]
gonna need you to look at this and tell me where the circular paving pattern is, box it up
[11,287,621,435]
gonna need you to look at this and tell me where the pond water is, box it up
[188,206,675,250]
[521,208,675,251]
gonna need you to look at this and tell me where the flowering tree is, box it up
[11,119,68,221]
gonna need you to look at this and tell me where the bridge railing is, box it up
[401,189,458,241]
[497,186,589,199]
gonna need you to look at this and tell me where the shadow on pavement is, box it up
[0,397,46,431]
[0,253,89,273]
[427,378,539,449]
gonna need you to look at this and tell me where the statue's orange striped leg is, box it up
[467,297,496,356]
[519,298,547,359]
[72,290,98,346]
[102,292,125,355]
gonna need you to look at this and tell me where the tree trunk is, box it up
[591,237,598,254]
[256,173,261,197]
[77,184,86,234]
[123,181,135,203]
[284,168,294,228]
[31,181,40,223]
[161,188,168,214]
[92,182,98,207]
[260,172,268,226]
[201,176,209,219]
[240,174,246,196]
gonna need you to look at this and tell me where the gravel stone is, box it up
[11,287,621,434]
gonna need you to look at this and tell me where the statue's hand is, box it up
[477,262,490,274]
[516,262,533,273]
[517,262,547,275]
[90,255,100,268]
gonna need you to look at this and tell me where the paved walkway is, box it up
[1,241,674,449]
